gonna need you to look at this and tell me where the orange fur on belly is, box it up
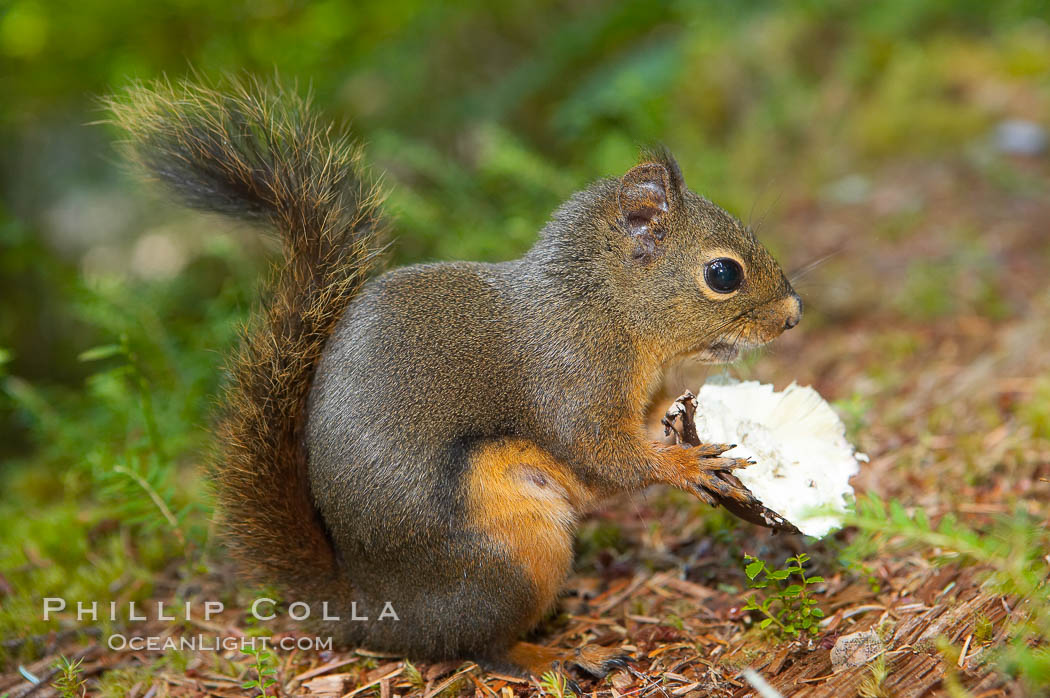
[465,438,593,624]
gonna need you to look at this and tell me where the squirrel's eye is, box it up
[704,258,744,293]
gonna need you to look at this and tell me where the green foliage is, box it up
[0,249,242,657]
[539,669,576,698]
[240,645,278,696]
[77,335,190,551]
[742,552,826,640]
[51,655,87,698]
[846,494,1050,691]
[402,660,425,691]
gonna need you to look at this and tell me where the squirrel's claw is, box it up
[690,483,720,506]
[693,456,760,507]
[693,442,736,457]
[570,646,636,679]
[602,656,634,671]
[697,455,751,472]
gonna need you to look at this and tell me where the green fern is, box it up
[78,335,193,553]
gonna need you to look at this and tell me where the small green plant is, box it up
[539,670,576,698]
[742,552,825,640]
[973,613,994,644]
[241,645,278,696]
[95,665,155,698]
[51,655,87,698]
[857,652,890,698]
[77,337,189,547]
[402,660,425,691]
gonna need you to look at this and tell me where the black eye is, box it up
[704,258,744,293]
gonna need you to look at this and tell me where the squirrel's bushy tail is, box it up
[109,78,385,599]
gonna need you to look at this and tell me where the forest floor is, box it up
[3,153,1049,697]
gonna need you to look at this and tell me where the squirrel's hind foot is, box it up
[504,641,633,688]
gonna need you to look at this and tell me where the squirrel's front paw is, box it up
[652,442,756,506]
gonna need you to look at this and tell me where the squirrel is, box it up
[109,78,802,682]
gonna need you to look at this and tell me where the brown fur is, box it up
[108,77,386,601]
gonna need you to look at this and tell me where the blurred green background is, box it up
[2,0,1049,660]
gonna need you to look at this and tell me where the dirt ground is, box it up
[3,154,1049,697]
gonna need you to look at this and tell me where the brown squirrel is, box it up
[110,78,801,682]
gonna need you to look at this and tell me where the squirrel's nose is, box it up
[783,293,803,330]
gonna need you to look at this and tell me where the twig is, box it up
[291,656,357,683]
[113,464,187,549]
[422,664,475,698]
[342,666,403,698]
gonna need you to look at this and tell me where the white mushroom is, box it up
[693,379,865,538]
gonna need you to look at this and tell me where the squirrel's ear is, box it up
[618,161,674,255]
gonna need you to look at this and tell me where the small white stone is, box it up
[831,630,884,671]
